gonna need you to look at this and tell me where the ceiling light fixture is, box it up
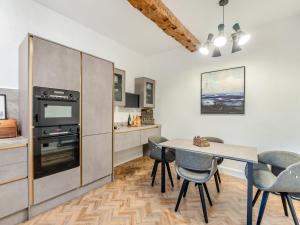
[199,0,251,57]
[199,33,214,55]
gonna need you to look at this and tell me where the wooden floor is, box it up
[21,157,299,225]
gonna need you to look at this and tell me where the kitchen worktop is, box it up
[0,136,28,149]
[114,124,161,134]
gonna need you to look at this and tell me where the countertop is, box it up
[114,124,161,134]
[0,136,28,149]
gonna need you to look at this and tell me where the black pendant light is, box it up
[198,0,251,57]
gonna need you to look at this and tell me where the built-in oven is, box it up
[33,125,80,179]
[33,86,80,127]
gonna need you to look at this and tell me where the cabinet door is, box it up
[114,68,126,106]
[82,54,113,136]
[82,133,112,185]
[0,179,28,219]
[140,127,161,145]
[114,131,141,152]
[135,77,155,108]
[32,37,81,91]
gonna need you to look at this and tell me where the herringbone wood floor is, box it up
[21,157,299,225]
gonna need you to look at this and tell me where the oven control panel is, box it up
[33,86,80,101]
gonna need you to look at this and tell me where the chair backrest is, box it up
[203,137,224,144]
[269,162,300,193]
[148,136,168,151]
[175,149,214,171]
[258,151,300,169]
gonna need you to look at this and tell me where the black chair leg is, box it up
[286,194,299,225]
[183,181,190,198]
[216,169,222,184]
[151,160,159,187]
[214,173,220,193]
[175,179,188,212]
[256,191,269,225]
[198,184,209,223]
[280,193,289,217]
[151,161,156,177]
[203,183,213,206]
[252,189,262,207]
[166,162,174,188]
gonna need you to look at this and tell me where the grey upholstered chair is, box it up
[203,137,224,193]
[148,136,175,188]
[246,151,300,225]
[174,149,218,223]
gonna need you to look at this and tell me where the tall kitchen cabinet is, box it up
[81,53,113,185]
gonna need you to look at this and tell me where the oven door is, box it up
[34,134,80,179]
[33,99,79,127]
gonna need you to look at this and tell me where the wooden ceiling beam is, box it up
[128,0,201,52]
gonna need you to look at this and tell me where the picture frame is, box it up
[0,94,7,119]
[201,66,245,114]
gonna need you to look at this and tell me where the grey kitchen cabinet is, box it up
[34,167,80,204]
[82,53,113,136]
[32,36,81,91]
[135,77,155,108]
[140,127,161,145]
[114,130,141,152]
[82,133,112,185]
[0,179,28,219]
[114,68,126,107]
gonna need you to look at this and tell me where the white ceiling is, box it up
[34,0,300,56]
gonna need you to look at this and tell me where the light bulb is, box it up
[199,46,209,55]
[238,33,251,46]
[214,34,227,47]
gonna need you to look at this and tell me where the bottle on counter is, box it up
[128,114,132,126]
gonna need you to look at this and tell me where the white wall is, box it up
[145,15,300,175]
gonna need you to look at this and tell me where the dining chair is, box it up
[246,151,300,225]
[203,137,224,193]
[174,149,217,223]
[252,161,300,225]
[148,136,176,188]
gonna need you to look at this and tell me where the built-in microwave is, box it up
[33,86,80,127]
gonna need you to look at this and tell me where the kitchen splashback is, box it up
[0,88,19,120]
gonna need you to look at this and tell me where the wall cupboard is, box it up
[114,68,126,107]
[135,77,155,108]
[32,37,81,91]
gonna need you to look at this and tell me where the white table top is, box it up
[159,138,258,163]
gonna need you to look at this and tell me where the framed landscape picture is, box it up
[201,66,245,114]
[0,94,7,119]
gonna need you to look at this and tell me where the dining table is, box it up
[158,138,258,225]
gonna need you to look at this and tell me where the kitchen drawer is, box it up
[0,162,27,184]
[140,127,161,145]
[0,178,28,219]
[34,167,80,204]
[114,131,141,152]
[0,147,27,167]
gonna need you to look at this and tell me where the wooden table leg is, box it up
[247,162,254,225]
[161,146,166,193]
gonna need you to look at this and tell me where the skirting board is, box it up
[29,175,112,219]
[114,146,143,167]
[0,209,28,225]
[218,165,246,180]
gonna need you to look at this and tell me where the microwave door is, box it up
[34,100,79,127]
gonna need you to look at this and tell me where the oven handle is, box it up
[36,133,79,140]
